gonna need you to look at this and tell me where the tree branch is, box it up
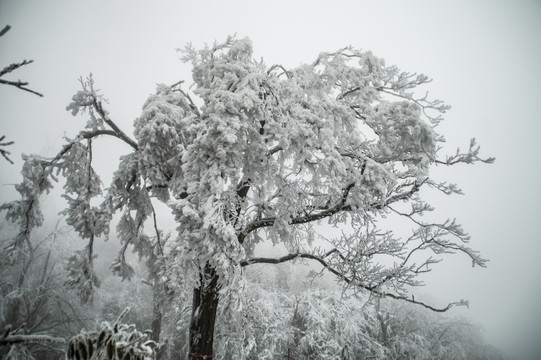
[0,78,43,97]
[435,138,495,166]
[47,129,137,166]
[0,25,43,97]
[0,333,66,347]
[91,99,138,150]
[0,134,15,164]
[0,24,11,37]
[171,81,202,118]
[241,251,466,312]
[238,183,355,243]
[239,176,423,244]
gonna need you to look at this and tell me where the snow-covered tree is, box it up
[0,220,88,359]
[212,269,502,360]
[1,36,493,358]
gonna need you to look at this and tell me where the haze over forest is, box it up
[1,1,540,359]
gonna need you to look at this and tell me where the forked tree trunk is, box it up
[188,263,220,359]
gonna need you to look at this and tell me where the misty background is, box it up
[1,0,540,358]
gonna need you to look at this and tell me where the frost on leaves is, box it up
[1,37,493,318]
[172,37,492,308]
[66,308,155,360]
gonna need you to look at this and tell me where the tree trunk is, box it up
[151,284,164,359]
[188,263,220,359]
[5,272,25,327]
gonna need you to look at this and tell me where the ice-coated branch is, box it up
[0,334,66,346]
[170,80,202,118]
[46,129,137,169]
[0,325,66,346]
[267,64,293,78]
[91,99,138,150]
[66,75,138,150]
[241,250,466,312]
[238,183,355,243]
[436,138,495,166]
[389,206,488,268]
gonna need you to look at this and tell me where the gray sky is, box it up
[1,0,540,358]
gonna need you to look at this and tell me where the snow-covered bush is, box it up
[66,308,155,360]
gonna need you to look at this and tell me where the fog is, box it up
[1,0,540,358]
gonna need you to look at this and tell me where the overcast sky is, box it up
[1,0,541,358]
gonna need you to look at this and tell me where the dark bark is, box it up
[151,285,163,342]
[188,263,220,359]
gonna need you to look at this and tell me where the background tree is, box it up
[211,263,502,360]
[1,36,493,358]
[0,220,89,359]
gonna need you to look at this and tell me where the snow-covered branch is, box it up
[436,138,495,166]
[0,333,66,347]
[91,98,138,150]
[239,183,356,243]
[241,250,466,313]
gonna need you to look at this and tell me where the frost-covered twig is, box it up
[436,138,495,166]
[241,250,466,312]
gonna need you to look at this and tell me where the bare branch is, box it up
[0,134,15,164]
[0,78,43,97]
[0,59,34,77]
[0,25,43,97]
[0,25,11,37]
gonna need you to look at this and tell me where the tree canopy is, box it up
[1,36,493,357]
